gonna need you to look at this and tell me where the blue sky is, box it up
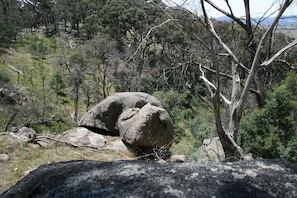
[163,0,297,18]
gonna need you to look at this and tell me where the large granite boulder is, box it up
[79,92,162,136]
[117,103,174,151]
[2,159,297,198]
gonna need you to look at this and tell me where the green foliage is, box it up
[153,90,194,141]
[0,70,10,84]
[81,14,103,39]
[68,53,86,86]
[0,0,25,47]
[239,72,297,160]
[279,137,297,162]
[29,119,76,134]
[29,36,50,57]
[153,90,215,158]
[170,123,197,156]
[50,71,66,96]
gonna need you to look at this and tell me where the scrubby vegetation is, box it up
[239,72,297,160]
[0,0,296,169]
[0,134,133,193]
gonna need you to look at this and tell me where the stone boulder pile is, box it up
[79,92,174,154]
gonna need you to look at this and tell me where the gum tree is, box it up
[199,0,297,159]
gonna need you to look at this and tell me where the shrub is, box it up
[238,72,297,160]
[0,70,10,84]
[279,137,297,162]
[153,90,215,158]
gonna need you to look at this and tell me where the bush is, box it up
[238,72,297,160]
[0,70,10,84]
[153,90,215,158]
[279,137,297,162]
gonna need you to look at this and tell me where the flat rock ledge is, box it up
[1,159,297,198]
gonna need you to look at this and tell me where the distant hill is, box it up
[216,15,297,38]
[216,15,297,26]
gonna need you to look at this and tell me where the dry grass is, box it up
[0,134,134,194]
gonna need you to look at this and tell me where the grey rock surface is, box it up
[79,92,162,136]
[118,103,174,149]
[195,137,225,162]
[1,159,297,198]
[62,127,107,148]
[0,154,10,162]
[15,127,36,142]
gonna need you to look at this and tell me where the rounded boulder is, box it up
[79,92,162,136]
[117,103,174,151]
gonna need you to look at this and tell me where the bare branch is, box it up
[204,0,247,30]
[207,20,250,72]
[199,64,214,96]
[239,0,294,109]
[199,65,231,105]
[151,0,211,51]
[126,19,174,63]
[261,39,297,67]
[7,65,25,75]
[195,61,232,79]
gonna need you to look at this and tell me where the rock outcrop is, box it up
[62,127,107,148]
[79,92,162,136]
[15,127,36,143]
[1,159,296,198]
[0,154,9,162]
[0,87,27,105]
[78,92,173,156]
[117,103,174,150]
[194,137,225,162]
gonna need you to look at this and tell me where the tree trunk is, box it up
[212,93,243,161]
[73,85,79,123]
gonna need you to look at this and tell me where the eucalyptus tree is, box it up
[84,34,117,100]
[0,0,23,47]
[68,53,86,123]
[198,0,297,159]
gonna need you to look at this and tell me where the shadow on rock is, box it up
[1,159,297,198]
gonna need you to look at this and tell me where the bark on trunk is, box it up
[212,93,243,161]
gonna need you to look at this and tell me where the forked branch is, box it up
[199,64,231,105]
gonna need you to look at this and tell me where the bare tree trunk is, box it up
[73,85,79,123]
[201,1,244,160]
[229,62,241,140]
[200,0,296,160]
[212,93,243,160]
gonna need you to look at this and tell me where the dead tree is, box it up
[200,0,297,160]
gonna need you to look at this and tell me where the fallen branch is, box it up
[7,65,25,75]
[0,132,10,136]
